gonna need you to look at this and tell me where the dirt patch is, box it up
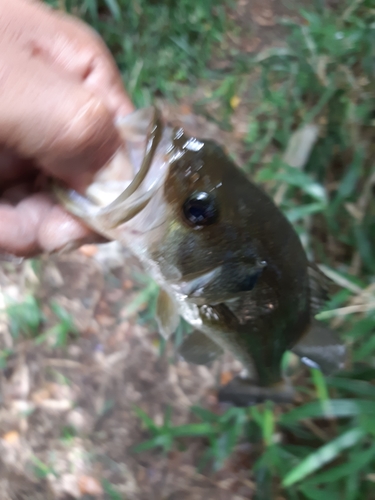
[0,246,254,499]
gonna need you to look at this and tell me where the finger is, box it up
[0,194,98,256]
[0,43,121,191]
[0,194,54,256]
[1,0,134,118]
[37,204,96,253]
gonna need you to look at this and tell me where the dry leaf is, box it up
[1,431,20,445]
[220,371,234,385]
[78,475,103,496]
[230,96,241,110]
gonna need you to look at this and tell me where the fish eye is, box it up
[182,192,218,227]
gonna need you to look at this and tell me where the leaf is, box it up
[101,479,123,500]
[282,427,366,486]
[133,434,172,453]
[272,167,327,202]
[50,302,77,331]
[326,377,375,399]
[262,402,275,447]
[354,336,375,362]
[286,202,326,222]
[6,295,43,339]
[170,423,214,438]
[302,445,375,486]
[281,399,375,425]
[311,368,330,402]
[122,282,159,319]
[255,46,295,62]
[299,484,340,500]
[132,406,159,435]
[104,0,121,20]
[191,406,219,423]
[283,124,320,169]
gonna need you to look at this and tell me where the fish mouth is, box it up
[171,266,222,302]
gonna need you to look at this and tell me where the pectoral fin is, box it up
[178,330,223,365]
[292,319,347,375]
[308,262,330,314]
[155,288,180,339]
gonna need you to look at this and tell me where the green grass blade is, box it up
[282,427,366,487]
[133,434,172,453]
[326,377,375,398]
[311,368,330,402]
[132,405,159,434]
[303,444,375,486]
[104,0,121,20]
[169,423,214,438]
[299,484,340,500]
[281,399,375,425]
[286,202,326,223]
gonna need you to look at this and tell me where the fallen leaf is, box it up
[78,475,104,496]
[220,371,234,385]
[180,104,192,115]
[31,388,51,404]
[250,5,275,26]
[230,95,241,110]
[38,399,72,411]
[244,37,261,53]
[2,431,20,445]
[95,314,116,327]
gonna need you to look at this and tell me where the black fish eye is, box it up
[182,192,218,227]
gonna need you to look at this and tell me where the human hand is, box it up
[0,0,134,257]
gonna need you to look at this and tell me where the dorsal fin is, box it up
[308,262,331,315]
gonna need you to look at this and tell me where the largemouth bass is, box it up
[56,107,346,406]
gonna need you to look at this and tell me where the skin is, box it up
[0,0,134,257]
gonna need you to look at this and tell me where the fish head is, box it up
[147,128,276,304]
[58,106,307,311]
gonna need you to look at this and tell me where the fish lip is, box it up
[171,266,222,300]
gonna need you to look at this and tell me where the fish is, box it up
[55,107,347,406]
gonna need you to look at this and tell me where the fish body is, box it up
[56,107,346,405]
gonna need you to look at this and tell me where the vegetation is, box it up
[2,0,374,498]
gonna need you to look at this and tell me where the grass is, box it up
[46,0,232,107]
[3,293,78,348]
[3,0,373,498]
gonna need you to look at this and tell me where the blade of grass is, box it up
[302,444,375,486]
[283,427,366,487]
[281,399,375,425]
